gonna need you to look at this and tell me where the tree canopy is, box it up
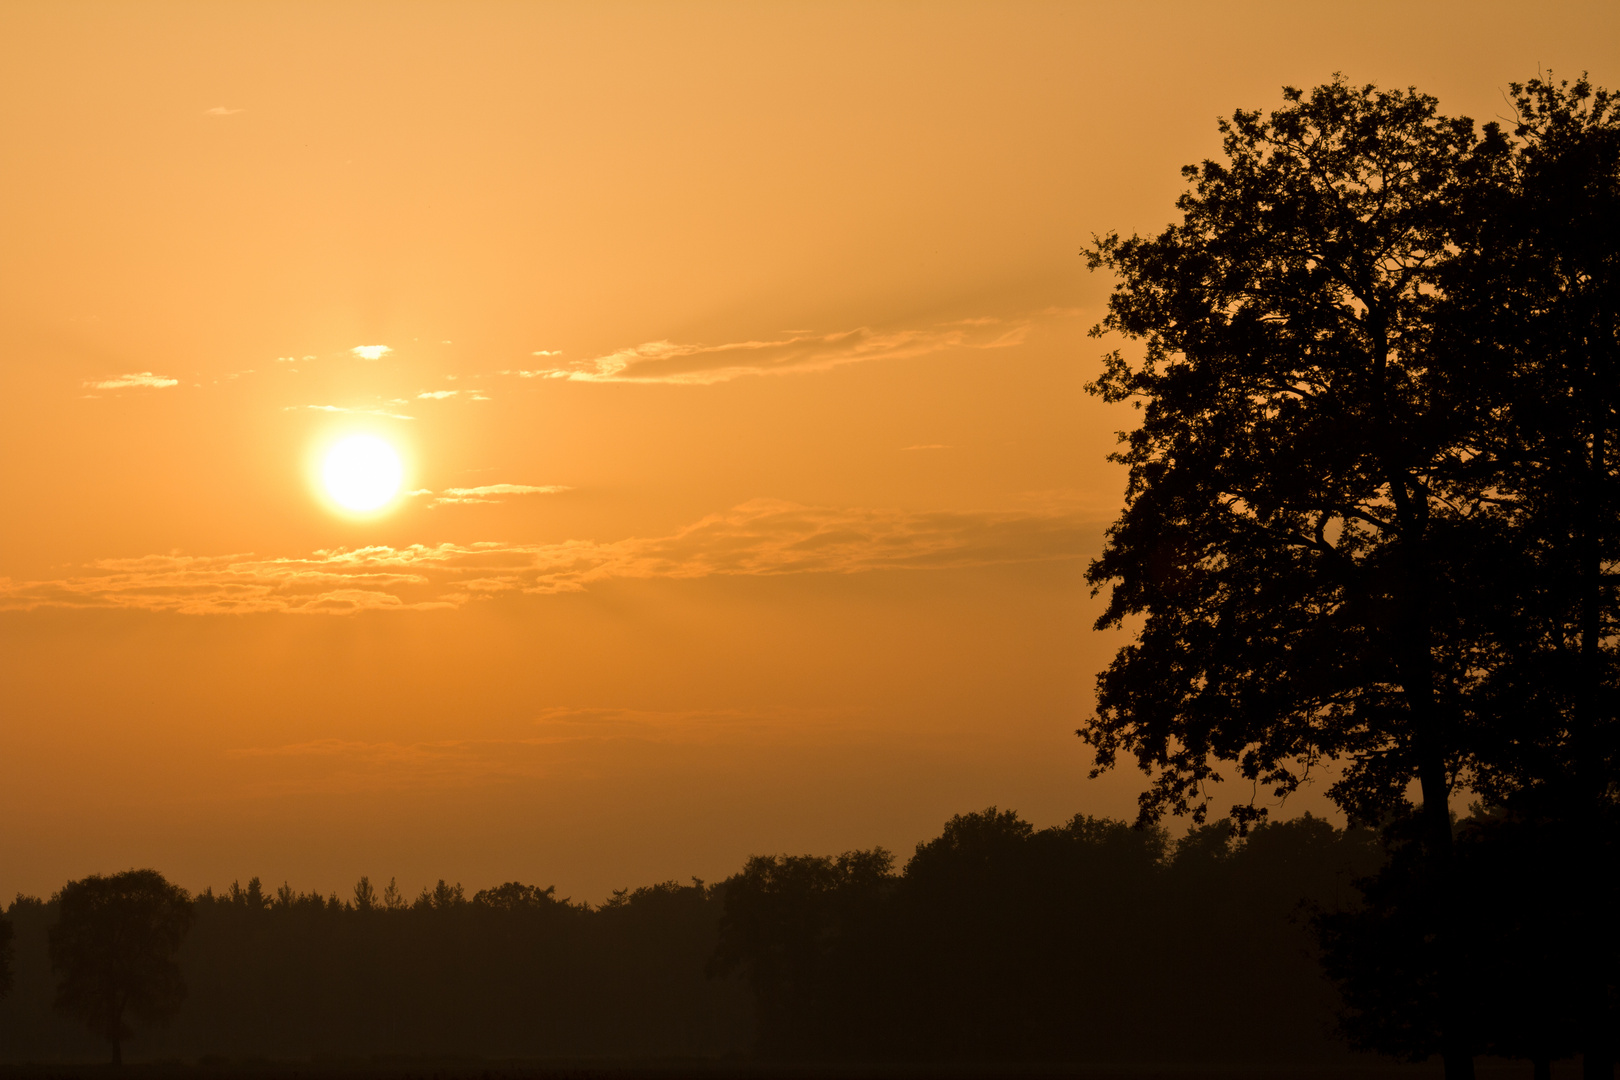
[1082,73,1620,1078]
[1084,77,1506,834]
[48,869,194,1064]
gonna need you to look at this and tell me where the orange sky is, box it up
[3,1,1617,904]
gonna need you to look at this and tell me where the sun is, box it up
[322,435,403,512]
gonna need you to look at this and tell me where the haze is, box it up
[2,1,1615,905]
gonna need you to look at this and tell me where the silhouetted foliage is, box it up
[1296,73,1620,1079]
[1454,76,1620,1077]
[1082,72,1620,1079]
[713,808,1378,1063]
[0,809,1387,1066]
[710,848,894,1057]
[48,869,194,1064]
[0,905,12,1001]
[1319,806,1620,1079]
[1083,76,1504,834]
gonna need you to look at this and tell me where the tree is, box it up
[351,875,379,911]
[710,848,893,1057]
[0,904,13,1000]
[1081,78,1510,1080]
[48,869,194,1064]
[472,881,562,911]
[1317,809,1593,1079]
[1442,73,1620,1079]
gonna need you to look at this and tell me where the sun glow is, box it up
[322,435,403,512]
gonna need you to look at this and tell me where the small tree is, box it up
[352,875,378,911]
[49,869,194,1064]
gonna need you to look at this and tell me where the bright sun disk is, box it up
[323,435,403,512]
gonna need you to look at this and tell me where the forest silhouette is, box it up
[1,809,1382,1066]
[3,70,1619,1076]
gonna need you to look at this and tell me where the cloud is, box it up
[294,405,415,420]
[532,349,563,357]
[86,372,180,390]
[515,319,1029,386]
[351,345,392,361]
[427,485,573,508]
[428,484,570,506]
[417,390,458,400]
[203,106,244,116]
[0,499,1095,616]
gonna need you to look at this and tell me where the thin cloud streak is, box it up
[86,372,180,390]
[293,405,415,420]
[0,500,1095,615]
[521,318,1029,385]
[429,484,571,506]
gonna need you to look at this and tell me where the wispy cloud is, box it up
[532,349,563,357]
[351,345,392,361]
[417,390,458,400]
[203,106,244,116]
[86,372,180,390]
[429,484,570,506]
[293,405,415,421]
[515,319,1029,386]
[0,499,1095,616]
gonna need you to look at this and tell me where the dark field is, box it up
[0,1062,1506,1080]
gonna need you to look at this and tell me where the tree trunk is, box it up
[1392,492,1473,1080]
[1576,383,1612,1080]
[1419,755,1475,1080]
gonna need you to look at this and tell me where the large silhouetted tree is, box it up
[1499,74,1620,1078]
[1474,77,1620,804]
[1081,78,1512,1080]
[1422,72,1619,1079]
[1307,74,1620,1080]
[48,869,194,1064]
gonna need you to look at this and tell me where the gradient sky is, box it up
[3,1,1618,905]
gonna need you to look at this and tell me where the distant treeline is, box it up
[0,808,1383,1065]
